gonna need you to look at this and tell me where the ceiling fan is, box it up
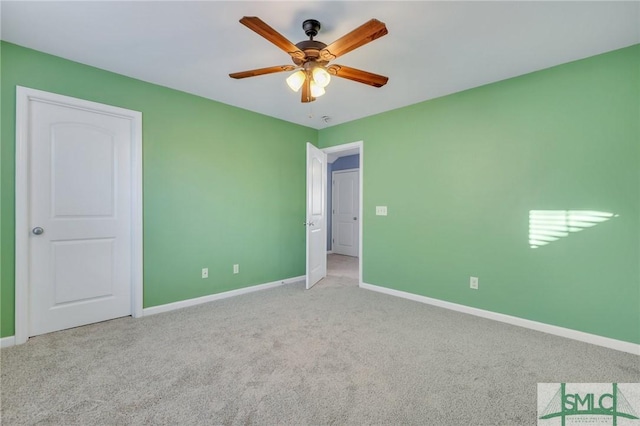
[229,17,389,103]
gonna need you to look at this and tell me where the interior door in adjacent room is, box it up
[306,143,327,289]
[332,169,359,257]
[20,88,140,338]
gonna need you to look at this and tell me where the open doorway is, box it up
[323,142,363,285]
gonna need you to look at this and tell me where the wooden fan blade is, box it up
[320,19,387,61]
[327,65,388,87]
[229,65,296,79]
[301,76,315,103]
[240,17,305,60]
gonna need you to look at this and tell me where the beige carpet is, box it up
[1,256,638,425]
[326,253,359,281]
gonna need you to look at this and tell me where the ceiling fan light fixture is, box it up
[310,80,326,98]
[286,70,306,92]
[312,67,331,88]
[230,17,388,103]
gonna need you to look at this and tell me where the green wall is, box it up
[0,42,317,337]
[2,41,638,345]
[319,45,640,344]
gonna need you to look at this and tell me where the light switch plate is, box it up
[470,276,479,289]
[376,206,388,216]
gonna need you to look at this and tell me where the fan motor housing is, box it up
[291,19,329,66]
[293,40,329,66]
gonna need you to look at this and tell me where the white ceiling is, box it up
[2,1,639,129]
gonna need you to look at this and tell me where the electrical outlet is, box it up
[202,268,208,279]
[470,276,479,290]
[376,206,388,216]
[233,264,239,274]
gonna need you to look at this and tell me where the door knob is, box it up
[32,227,44,235]
[353,217,357,220]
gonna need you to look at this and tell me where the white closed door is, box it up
[28,97,134,336]
[332,170,359,257]
[306,143,327,289]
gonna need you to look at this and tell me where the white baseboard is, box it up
[360,282,640,356]
[1,336,16,349]
[143,275,305,317]
[327,250,333,254]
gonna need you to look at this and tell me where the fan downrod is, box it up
[302,19,321,40]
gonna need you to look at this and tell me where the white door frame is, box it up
[331,168,359,257]
[14,86,144,345]
[323,141,363,285]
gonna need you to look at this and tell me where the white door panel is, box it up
[28,99,133,336]
[51,125,115,217]
[337,223,354,246]
[51,239,115,304]
[306,143,326,289]
[332,170,359,257]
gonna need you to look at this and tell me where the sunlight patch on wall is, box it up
[529,210,617,249]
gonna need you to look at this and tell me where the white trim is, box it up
[0,336,16,349]
[143,276,305,316]
[359,145,363,286]
[326,250,333,254]
[322,141,363,286]
[14,86,143,345]
[131,103,144,319]
[14,88,29,345]
[360,282,640,355]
